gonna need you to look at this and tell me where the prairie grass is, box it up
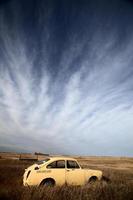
[0,158,133,200]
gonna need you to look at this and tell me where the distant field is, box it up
[0,152,133,200]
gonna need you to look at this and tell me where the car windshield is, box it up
[37,158,50,165]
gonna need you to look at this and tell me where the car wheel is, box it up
[89,176,98,183]
[40,179,55,187]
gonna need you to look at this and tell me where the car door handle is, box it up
[66,169,75,171]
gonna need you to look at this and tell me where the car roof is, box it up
[48,157,77,161]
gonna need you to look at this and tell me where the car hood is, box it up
[25,163,38,171]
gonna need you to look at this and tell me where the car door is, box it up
[46,160,66,186]
[65,160,85,185]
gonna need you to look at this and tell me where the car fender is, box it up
[84,169,102,182]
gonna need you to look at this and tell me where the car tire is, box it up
[89,176,98,183]
[40,179,55,187]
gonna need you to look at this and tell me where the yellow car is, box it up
[23,157,103,186]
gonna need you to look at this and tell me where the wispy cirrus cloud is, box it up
[0,0,133,156]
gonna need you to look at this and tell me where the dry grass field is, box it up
[0,153,133,200]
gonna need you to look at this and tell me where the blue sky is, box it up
[0,0,133,156]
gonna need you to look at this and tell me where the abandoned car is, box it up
[23,157,103,186]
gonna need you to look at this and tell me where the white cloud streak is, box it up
[0,1,133,156]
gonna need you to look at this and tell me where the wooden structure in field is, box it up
[19,154,38,161]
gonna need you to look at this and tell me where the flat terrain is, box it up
[0,152,133,200]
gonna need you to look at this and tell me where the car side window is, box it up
[47,161,56,168]
[67,160,80,169]
[47,160,65,169]
[56,160,65,168]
